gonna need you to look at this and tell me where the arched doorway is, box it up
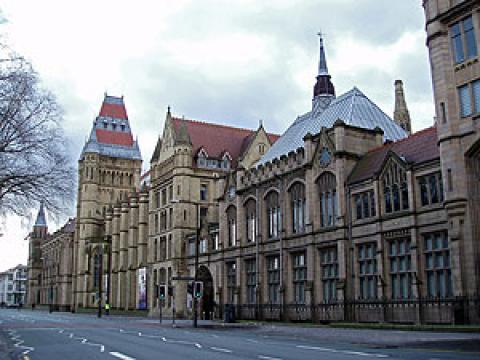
[197,266,214,319]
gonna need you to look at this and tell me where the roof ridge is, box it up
[367,125,436,154]
[172,116,279,136]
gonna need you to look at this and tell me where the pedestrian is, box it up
[105,303,110,316]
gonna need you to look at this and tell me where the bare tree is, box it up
[0,43,75,218]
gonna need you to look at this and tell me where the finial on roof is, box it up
[259,119,263,128]
[167,105,171,115]
[317,31,328,76]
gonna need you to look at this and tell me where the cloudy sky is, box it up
[0,0,433,271]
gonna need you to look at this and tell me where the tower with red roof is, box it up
[74,94,142,310]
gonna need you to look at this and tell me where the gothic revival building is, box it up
[26,205,75,310]
[216,27,479,324]
[26,1,480,324]
[73,94,142,309]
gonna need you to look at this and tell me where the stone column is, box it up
[119,201,129,310]
[112,204,121,308]
[128,194,139,309]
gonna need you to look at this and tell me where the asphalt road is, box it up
[0,309,479,360]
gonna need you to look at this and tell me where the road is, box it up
[0,309,479,360]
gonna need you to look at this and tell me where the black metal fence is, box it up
[227,297,480,325]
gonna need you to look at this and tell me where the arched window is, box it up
[265,191,280,239]
[227,206,236,247]
[383,161,409,213]
[245,199,256,243]
[317,172,337,227]
[290,182,306,233]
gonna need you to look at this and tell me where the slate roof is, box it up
[348,126,439,185]
[81,95,142,161]
[171,117,279,167]
[259,87,407,165]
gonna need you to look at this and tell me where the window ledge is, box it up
[454,56,478,71]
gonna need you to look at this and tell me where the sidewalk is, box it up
[251,323,480,349]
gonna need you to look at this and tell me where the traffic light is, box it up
[159,285,167,300]
[193,281,203,299]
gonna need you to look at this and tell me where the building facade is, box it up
[0,265,27,307]
[73,94,142,310]
[26,1,480,324]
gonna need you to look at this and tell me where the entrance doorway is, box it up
[197,266,214,319]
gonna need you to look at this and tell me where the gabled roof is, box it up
[348,126,439,185]
[259,87,407,165]
[80,94,142,161]
[171,117,279,166]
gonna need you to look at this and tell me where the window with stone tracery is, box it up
[382,161,409,214]
[317,172,337,227]
[245,199,256,243]
[266,191,280,239]
[290,182,306,234]
[227,206,236,247]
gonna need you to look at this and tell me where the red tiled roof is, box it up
[348,126,439,184]
[99,102,128,119]
[96,129,134,146]
[171,117,279,166]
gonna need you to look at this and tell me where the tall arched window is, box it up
[227,206,236,247]
[266,191,280,239]
[245,199,256,243]
[383,161,409,214]
[317,172,337,227]
[290,182,306,234]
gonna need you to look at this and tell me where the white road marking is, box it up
[195,343,202,349]
[296,345,389,358]
[258,356,282,360]
[246,338,259,343]
[211,347,233,353]
[109,351,136,360]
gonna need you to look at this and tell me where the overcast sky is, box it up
[0,0,433,271]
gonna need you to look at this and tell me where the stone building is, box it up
[26,202,48,306]
[26,1,480,324]
[215,30,479,324]
[73,94,142,310]
[423,0,480,299]
[143,109,278,318]
[26,204,76,310]
[39,218,75,311]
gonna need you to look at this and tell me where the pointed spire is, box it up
[393,80,412,134]
[313,32,335,109]
[34,201,47,228]
[318,32,329,76]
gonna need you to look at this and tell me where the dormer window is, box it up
[222,153,232,169]
[197,149,208,167]
[112,123,117,131]
[121,124,125,132]
[103,121,108,129]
